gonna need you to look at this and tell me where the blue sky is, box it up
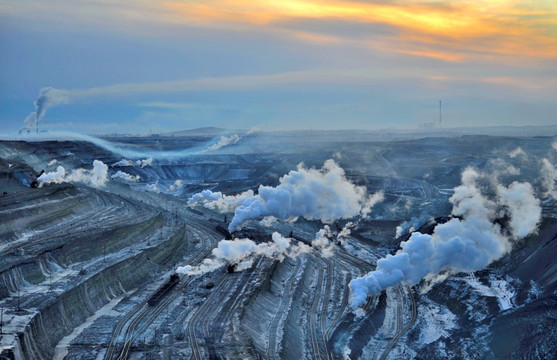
[1,0,556,135]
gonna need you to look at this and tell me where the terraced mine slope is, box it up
[1,134,556,359]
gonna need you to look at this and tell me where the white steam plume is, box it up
[145,181,161,193]
[38,166,66,184]
[113,158,153,168]
[169,179,184,191]
[349,167,541,308]
[202,134,241,152]
[188,189,255,213]
[20,88,71,133]
[177,229,336,276]
[38,160,109,188]
[224,160,383,232]
[509,147,526,158]
[111,170,140,182]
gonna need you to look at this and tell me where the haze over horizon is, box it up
[1,0,556,135]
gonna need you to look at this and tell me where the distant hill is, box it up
[161,127,236,137]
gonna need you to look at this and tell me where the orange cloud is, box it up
[164,0,557,61]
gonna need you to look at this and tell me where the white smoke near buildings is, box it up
[349,167,541,308]
[509,147,526,158]
[38,160,109,188]
[202,134,241,152]
[112,158,153,168]
[20,87,71,133]
[177,228,336,276]
[111,170,140,182]
[188,189,255,213]
[222,160,383,232]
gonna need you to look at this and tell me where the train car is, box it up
[215,225,233,240]
[186,207,204,216]
[148,274,180,306]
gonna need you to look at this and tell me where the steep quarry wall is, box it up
[9,224,187,360]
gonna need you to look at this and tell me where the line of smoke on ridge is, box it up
[177,225,349,276]
[112,158,153,168]
[143,179,184,194]
[201,134,241,152]
[111,170,140,182]
[6,131,237,160]
[349,166,542,308]
[38,160,109,188]
[187,160,384,232]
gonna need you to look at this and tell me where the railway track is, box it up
[378,285,417,360]
[266,257,303,360]
[104,225,217,360]
[188,276,228,360]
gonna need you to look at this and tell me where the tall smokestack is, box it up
[439,100,442,127]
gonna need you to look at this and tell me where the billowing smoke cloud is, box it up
[188,189,255,213]
[349,167,541,308]
[202,134,241,152]
[145,181,161,193]
[38,160,109,188]
[38,166,66,184]
[177,228,336,276]
[509,147,526,158]
[217,160,383,232]
[169,179,184,192]
[111,170,140,182]
[112,157,153,168]
[20,88,71,133]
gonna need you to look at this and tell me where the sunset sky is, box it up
[1,0,556,134]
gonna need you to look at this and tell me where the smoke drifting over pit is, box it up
[201,134,241,152]
[38,160,109,188]
[188,160,383,232]
[349,167,541,308]
[177,227,341,276]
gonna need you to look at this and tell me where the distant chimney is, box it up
[439,100,442,127]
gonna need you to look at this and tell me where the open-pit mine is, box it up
[1,130,556,359]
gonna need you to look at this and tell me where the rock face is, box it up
[0,134,556,359]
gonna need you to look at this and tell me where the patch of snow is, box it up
[464,273,516,311]
[416,297,458,345]
[52,292,128,360]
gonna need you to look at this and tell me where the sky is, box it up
[1,0,556,134]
